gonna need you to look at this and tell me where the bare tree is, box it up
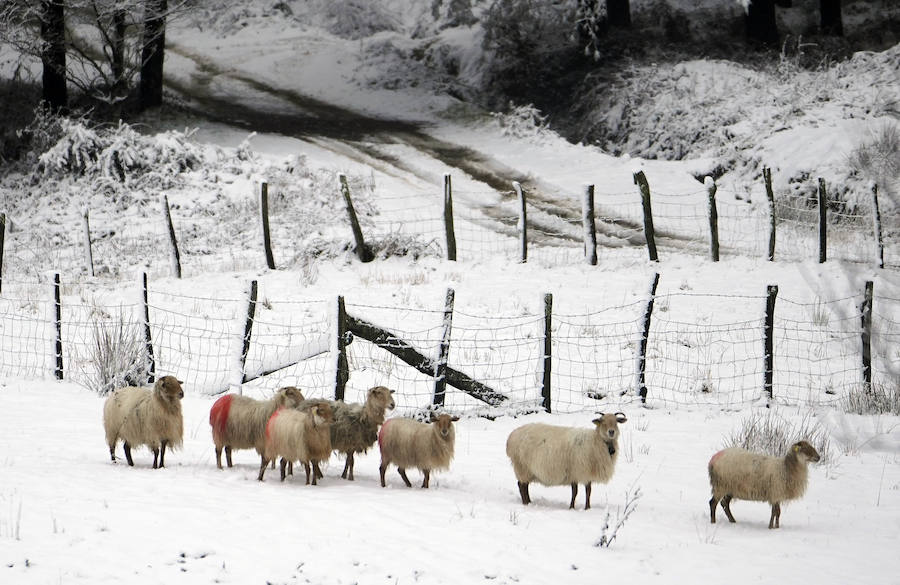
[139,0,167,110]
[41,0,68,109]
[820,0,843,35]
[745,0,779,45]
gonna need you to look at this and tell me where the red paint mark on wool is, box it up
[378,419,393,450]
[209,394,234,443]
[709,450,725,467]
[266,408,284,440]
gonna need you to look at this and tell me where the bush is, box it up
[725,410,834,465]
[88,313,149,396]
[841,382,900,416]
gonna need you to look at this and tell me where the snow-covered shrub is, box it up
[848,122,900,211]
[842,382,900,416]
[318,0,401,39]
[489,103,555,141]
[88,312,149,396]
[725,410,834,465]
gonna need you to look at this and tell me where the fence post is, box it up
[817,178,827,264]
[54,273,63,380]
[335,295,349,401]
[764,166,776,261]
[162,195,182,278]
[513,181,527,263]
[339,174,373,263]
[870,182,884,269]
[861,280,873,394]
[142,272,156,384]
[433,288,455,407]
[705,177,720,262]
[583,185,598,265]
[0,212,6,294]
[635,272,660,404]
[764,284,779,406]
[239,280,258,387]
[633,171,658,262]
[82,208,95,277]
[443,174,457,262]
[542,293,553,413]
[260,182,276,270]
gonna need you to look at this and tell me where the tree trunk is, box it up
[111,8,127,100]
[607,0,631,27]
[820,0,843,35]
[745,0,779,45]
[140,0,167,110]
[40,0,67,110]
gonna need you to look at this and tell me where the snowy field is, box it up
[2,2,900,584]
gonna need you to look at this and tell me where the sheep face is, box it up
[276,386,306,409]
[592,412,626,453]
[312,403,334,426]
[429,413,459,438]
[369,386,396,411]
[156,376,185,404]
[792,440,820,463]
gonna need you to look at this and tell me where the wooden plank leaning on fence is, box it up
[339,174,374,263]
[633,171,658,262]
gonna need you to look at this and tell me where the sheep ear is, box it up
[591,418,603,426]
[615,412,627,424]
[429,412,438,422]
[451,416,459,422]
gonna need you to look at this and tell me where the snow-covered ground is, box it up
[1,2,899,584]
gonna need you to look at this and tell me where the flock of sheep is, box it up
[102,376,821,529]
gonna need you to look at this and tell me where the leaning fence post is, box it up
[861,280,873,394]
[542,293,553,413]
[433,288,455,407]
[82,208,95,277]
[142,272,156,384]
[705,177,720,262]
[260,181,276,270]
[443,174,457,262]
[339,174,373,263]
[583,185,598,265]
[0,212,6,293]
[870,182,884,269]
[239,280,258,387]
[635,272,660,404]
[764,284,779,406]
[162,195,182,278]
[633,171,658,262]
[764,166,776,261]
[335,295,349,401]
[513,181,527,263]
[817,178,827,264]
[54,273,63,380]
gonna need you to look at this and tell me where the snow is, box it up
[1,2,900,584]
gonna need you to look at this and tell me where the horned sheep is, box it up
[378,413,458,488]
[209,386,306,469]
[102,376,184,469]
[708,440,820,529]
[259,402,334,484]
[505,412,627,509]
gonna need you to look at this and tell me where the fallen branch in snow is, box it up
[595,484,642,548]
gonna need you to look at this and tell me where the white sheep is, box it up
[708,440,821,529]
[103,376,184,469]
[208,386,306,469]
[505,412,627,510]
[259,402,334,484]
[378,413,459,488]
[300,385,396,481]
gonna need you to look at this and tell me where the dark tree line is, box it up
[746,0,844,45]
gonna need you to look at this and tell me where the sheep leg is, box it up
[152,448,160,469]
[341,453,354,480]
[397,467,413,488]
[123,442,134,466]
[569,483,578,509]
[257,458,269,481]
[422,469,430,489]
[584,483,592,510]
[517,482,530,505]
[108,445,117,463]
[315,461,325,480]
[280,458,288,482]
[769,503,781,529]
[225,446,233,468]
[379,462,389,487]
[215,447,223,469]
[158,440,168,468]
[305,462,314,485]
[721,495,736,523]
[709,497,719,523]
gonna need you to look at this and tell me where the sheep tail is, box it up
[378,419,393,450]
[209,394,234,444]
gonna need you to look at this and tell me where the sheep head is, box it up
[155,376,184,402]
[368,386,396,412]
[790,440,820,463]
[312,402,334,427]
[428,413,459,439]
[592,412,626,455]
[275,386,306,408]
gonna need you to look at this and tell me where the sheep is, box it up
[708,440,821,529]
[208,386,306,470]
[102,376,184,469]
[505,412,627,510]
[299,385,396,481]
[258,402,334,484]
[378,412,459,488]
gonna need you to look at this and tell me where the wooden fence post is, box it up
[443,174,457,262]
[583,185,598,265]
[861,280,873,394]
[513,181,527,263]
[239,280,258,388]
[54,273,63,380]
[162,195,182,278]
[0,212,6,294]
[764,284,779,406]
[705,177,720,262]
[636,272,660,403]
[633,171,658,262]
[542,293,553,413]
[433,288,455,407]
[335,295,349,401]
[260,182,276,270]
[870,183,884,269]
[764,166,776,261]
[82,208,94,277]
[142,272,156,383]
[817,178,827,264]
[339,174,373,263]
